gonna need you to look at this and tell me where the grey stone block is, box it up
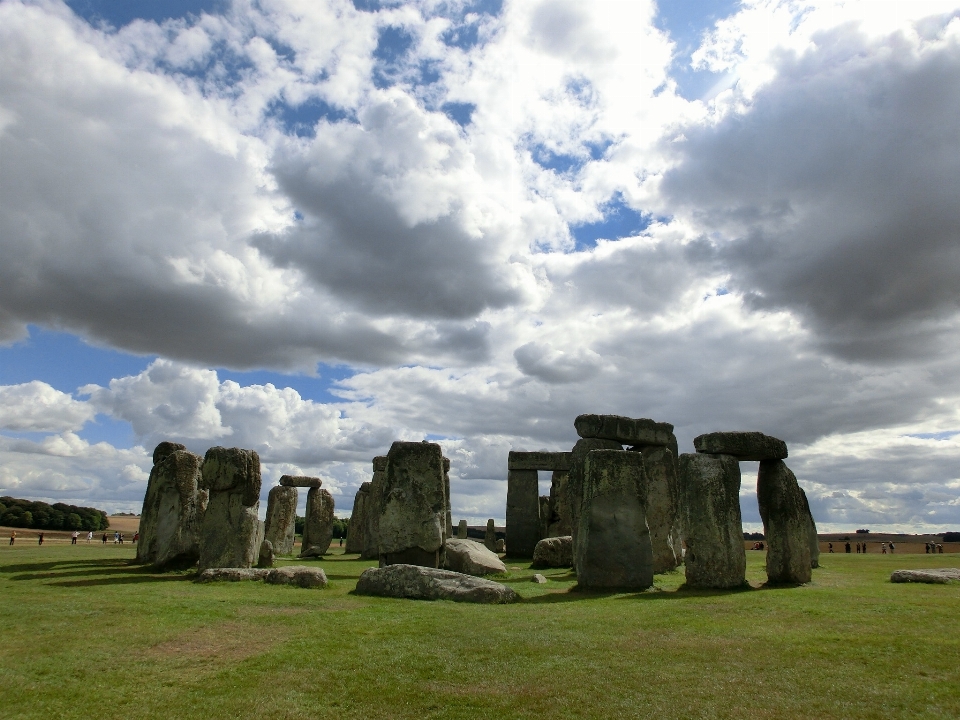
[507,451,571,471]
[506,469,540,558]
[263,485,298,556]
[574,414,675,447]
[758,460,813,584]
[279,475,323,488]
[693,432,788,461]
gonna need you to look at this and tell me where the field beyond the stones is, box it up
[1,546,958,719]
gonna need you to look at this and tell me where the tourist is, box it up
[881,542,887,554]
[71,530,79,545]
[9,530,15,546]
[828,542,834,553]
[101,532,107,544]
[114,531,119,544]
[938,544,944,554]
[856,542,861,553]
[863,542,867,553]
[38,532,44,546]
[119,533,124,544]
[86,531,93,542]
[845,542,851,553]
[133,532,139,544]
[889,542,895,554]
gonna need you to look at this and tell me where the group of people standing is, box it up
[8,529,138,545]
[926,542,945,554]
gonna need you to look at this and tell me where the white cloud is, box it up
[0,382,96,432]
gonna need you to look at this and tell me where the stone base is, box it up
[380,547,440,568]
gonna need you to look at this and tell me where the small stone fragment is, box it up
[693,432,788,461]
[532,574,547,584]
[355,564,519,604]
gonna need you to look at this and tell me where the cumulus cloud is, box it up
[0,382,96,432]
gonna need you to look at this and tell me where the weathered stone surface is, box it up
[575,450,653,590]
[198,447,263,571]
[546,471,572,537]
[263,485,298,556]
[507,451,571,471]
[758,460,813,584]
[355,564,519,604]
[568,438,622,560]
[532,573,547,584]
[257,539,275,567]
[679,453,745,589]
[265,565,328,588]
[890,568,960,584]
[345,482,370,554]
[443,457,453,542]
[636,446,682,574]
[279,474,323,488]
[495,538,505,553]
[362,457,387,560]
[137,445,207,568]
[484,518,497,551]
[444,538,507,576]
[693,432,788,461]
[532,535,573,568]
[538,496,551,540]
[300,488,334,558]
[800,488,820,569]
[507,469,540,558]
[575,414,675,447]
[377,441,445,567]
[457,519,468,539]
[196,567,269,583]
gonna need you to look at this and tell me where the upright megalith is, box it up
[137,442,208,568]
[758,460,813,584]
[632,446,683,573]
[443,457,453,542]
[377,441,446,568]
[538,496,551,540]
[300,487,334,558]
[568,437,622,558]
[457,519,468,539]
[546,471,571,537]
[345,482,370,554]
[506,468,540,557]
[484,519,497,551]
[198,447,264,571]
[679,453,745,589]
[507,451,573,546]
[362,456,387,560]
[800,488,820,569]
[575,449,653,590]
[263,484,298,556]
[693,432,787,461]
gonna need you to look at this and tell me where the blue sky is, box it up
[2,0,960,531]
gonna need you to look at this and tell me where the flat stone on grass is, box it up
[355,564,519,604]
[890,568,960,584]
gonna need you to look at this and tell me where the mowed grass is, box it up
[1,545,958,719]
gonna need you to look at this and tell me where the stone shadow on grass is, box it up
[47,574,192,588]
[0,558,130,575]
[522,582,761,603]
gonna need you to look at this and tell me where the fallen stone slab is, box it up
[574,414,675,447]
[693,432,788,461]
[532,536,573,568]
[890,568,960,584]
[280,475,323,488]
[264,566,328,588]
[507,451,571,471]
[355,564,519,604]
[444,538,506,576]
[196,567,269,583]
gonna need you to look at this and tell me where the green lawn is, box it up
[1,545,958,719]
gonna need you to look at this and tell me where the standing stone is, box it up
[345,482,370,554]
[506,469,540,558]
[197,447,264,571]
[263,485,298,556]
[632,446,682,573]
[137,442,208,568]
[377,441,445,568]
[300,488,334,558]
[457,519,468,539]
[443,457,453,542]
[547,471,572,537]
[538,496,551,540]
[800,488,820,569]
[568,437,622,562]
[495,538,505,553]
[575,450,653,590]
[257,539,275,568]
[679,453,745,589]
[484,519,497,551]
[757,460,813,584]
[362,456,387,560]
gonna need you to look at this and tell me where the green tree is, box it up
[20,511,34,528]
[67,513,83,530]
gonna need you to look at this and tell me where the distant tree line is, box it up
[743,532,765,540]
[0,497,110,531]
[295,515,349,539]
[943,532,960,542]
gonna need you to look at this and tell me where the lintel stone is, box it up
[693,431,788,461]
[507,451,571,471]
[574,414,675,447]
[280,475,323,488]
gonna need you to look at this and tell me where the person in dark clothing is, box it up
[38,532,44,546]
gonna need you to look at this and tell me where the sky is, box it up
[1,0,959,533]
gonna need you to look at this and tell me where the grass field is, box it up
[1,545,958,719]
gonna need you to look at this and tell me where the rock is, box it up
[679,453,746,589]
[377,441,445,568]
[300,487,334,558]
[495,539,505,553]
[137,444,208,568]
[693,432,788,461]
[546,471,572,537]
[890,568,960,584]
[506,468,540,558]
[800,488,820,569]
[196,567,269,583]
[197,447,264,571]
[263,485,298,556]
[443,457,453,542]
[257,539,275,568]
[345,482,370,554]
[532,574,547,584]
[532,535,573,568]
[265,566,328,588]
[575,450,653,590]
[568,437,622,563]
[457,519,468,539]
[362,456,387,560]
[355,564,519,604]
[484,518,497,551]
[280,475,323,488]
[444,538,507,576]
[757,460,813,584]
[538,496,551,540]
[575,414,675,447]
[507,451,571,471]
[634,446,682,574]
